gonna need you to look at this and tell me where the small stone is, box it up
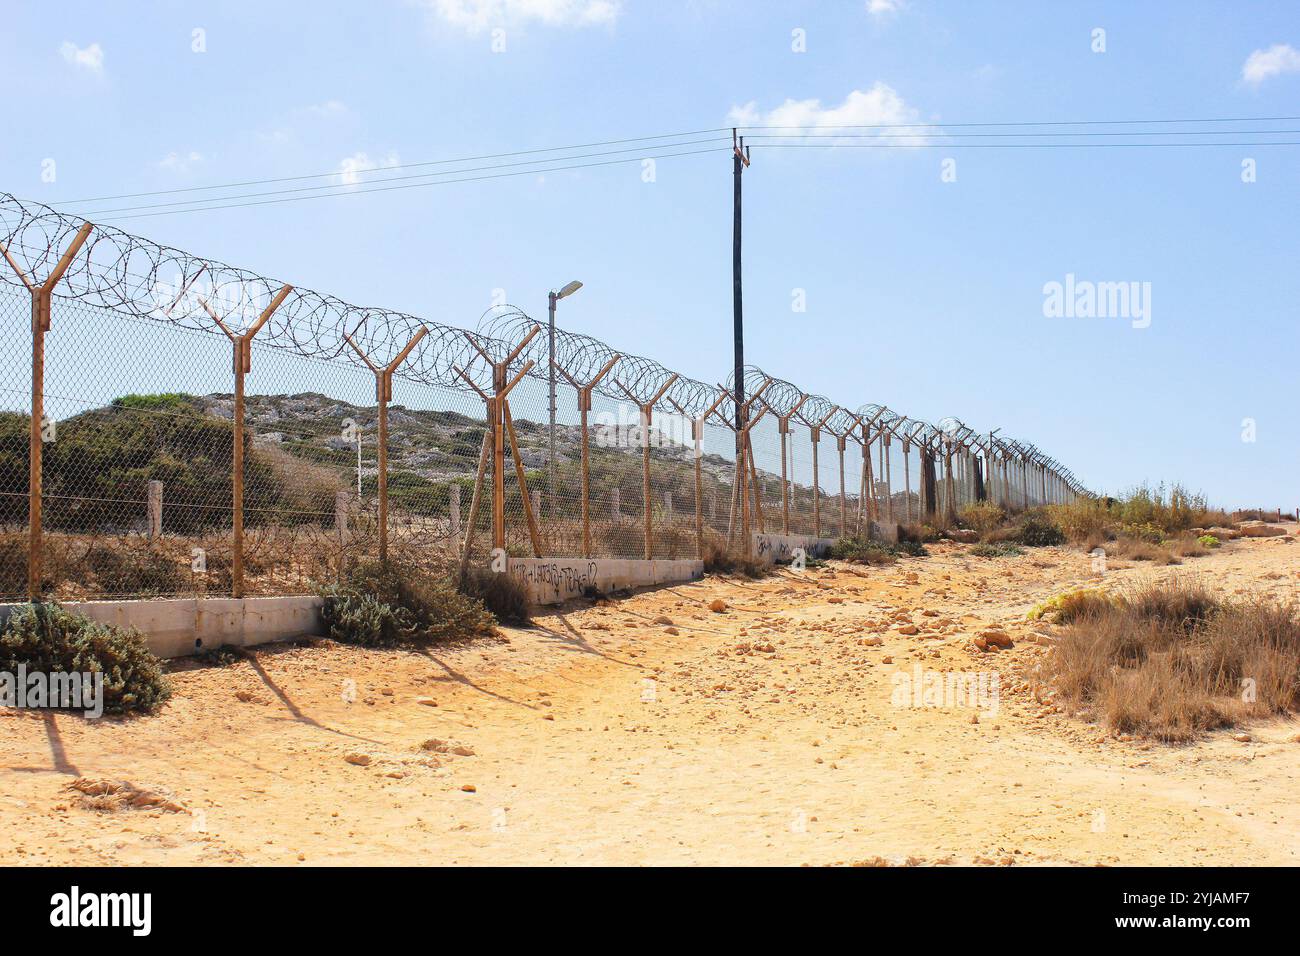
[343,752,371,766]
[1232,733,1252,743]
[461,784,477,793]
[653,614,673,625]
[897,624,919,635]
[416,697,438,707]
[709,599,728,613]
[980,629,1013,648]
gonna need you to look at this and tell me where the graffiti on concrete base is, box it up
[509,559,601,598]
[753,533,835,563]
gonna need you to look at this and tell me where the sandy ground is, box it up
[2,528,1298,867]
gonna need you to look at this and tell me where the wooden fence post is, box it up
[147,480,163,538]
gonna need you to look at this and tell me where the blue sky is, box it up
[2,0,1297,508]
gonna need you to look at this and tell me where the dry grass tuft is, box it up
[1044,579,1300,741]
[702,540,770,578]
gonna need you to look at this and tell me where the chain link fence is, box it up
[0,191,1087,602]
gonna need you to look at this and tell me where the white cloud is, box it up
[424,0,620,32]
[336,151,401,187]
[727,84,923,140]
[158,151,203,173]
[1241,43,1300,86]
[866,0,903,17]
[60,41,104,74]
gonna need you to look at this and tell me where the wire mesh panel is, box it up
[0,286,30,599]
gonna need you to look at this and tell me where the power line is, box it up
[746,128,1300,138]
[753,141,1300,149]
[739,114,1300,129]
[87,137,731,216]
[61,127,734,205]
[76,115,1300,223]
[62,115,1300,207]
[95,147,730,222]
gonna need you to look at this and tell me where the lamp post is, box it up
[548,280,582,526]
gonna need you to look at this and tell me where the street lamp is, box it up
[548,280,583,524]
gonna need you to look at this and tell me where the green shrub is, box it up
[1028,588,1116,624]
[0,602,171,715]
[1121,521,1166,544]
[970,542,1024,558]
[830,536,928,564]
[1017,512,1065,547]
[319,588,412,647]
[1197,534,1221,548]
[319,560,496,647]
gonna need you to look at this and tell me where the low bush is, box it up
[1197,534,1221,549]
[970,542,1024,558]
[702,540,771,578]
[1028,588,1116,624]
[898,524,939,544]
[829,536,927,565]
[0,602,171,715]
[319,560,496,647]
[829,536,896,565]
[958,502,1004,540]
[457,567,531,625]
[1106,537,1180,565]
[1016,511,1066,547]
[1047,499,1114,543]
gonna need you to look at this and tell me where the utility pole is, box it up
[732,129,750,437]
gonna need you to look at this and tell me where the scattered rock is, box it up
[343,752,372,766]
[1238,523,1284,538]
[708,599,728,613]
[422,738,475,756]
[65,779,187,814]
[980,629,1013,649]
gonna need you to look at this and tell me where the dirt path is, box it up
[2,529,1298,866]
